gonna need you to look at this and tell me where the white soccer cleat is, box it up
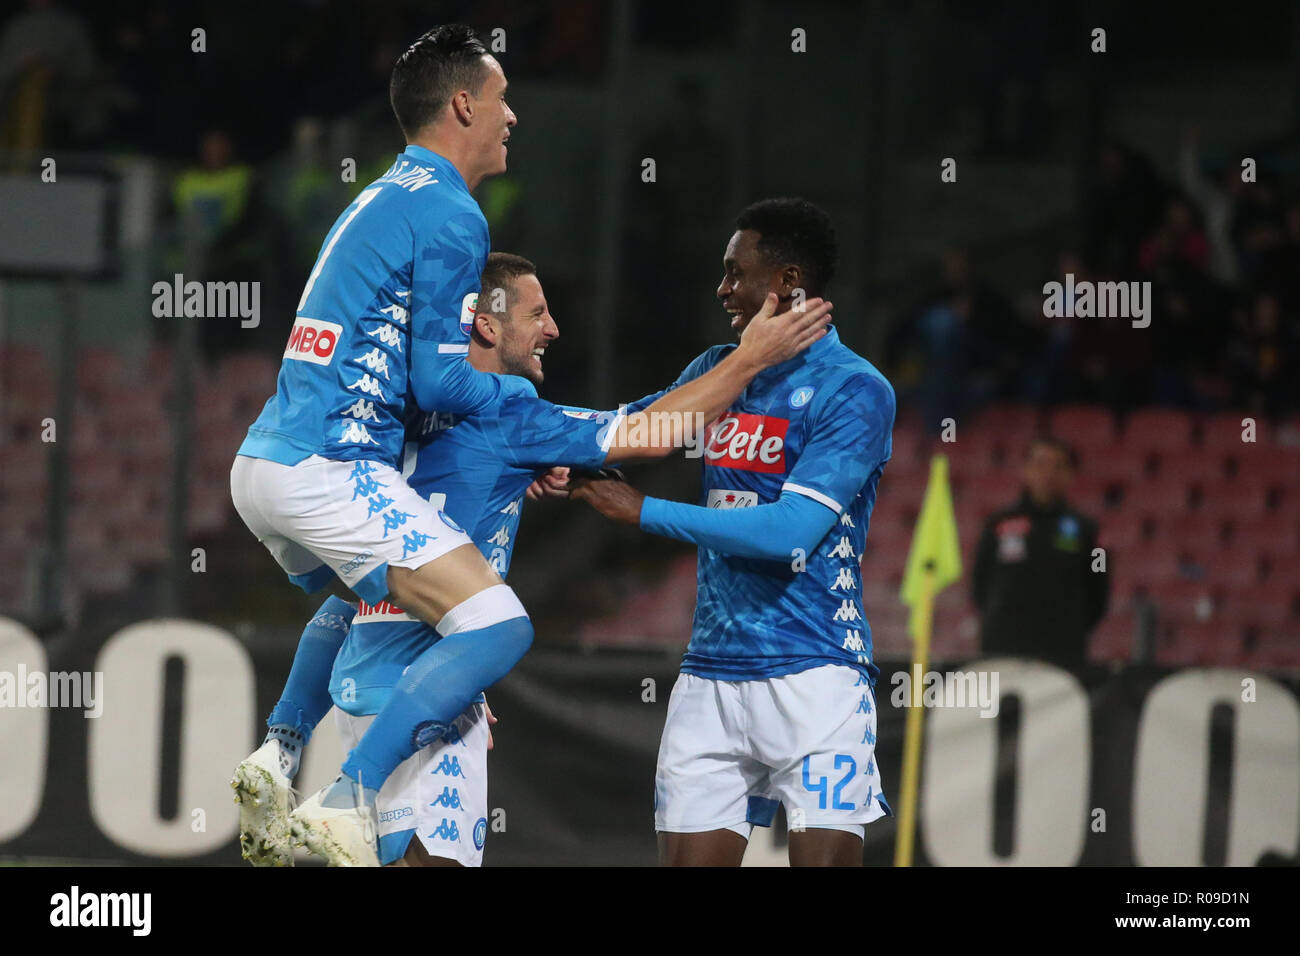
[289,781,380,867]
[231,741,296,867]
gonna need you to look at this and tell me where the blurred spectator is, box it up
[1178,125,1243,285]
[972,437,1109,669]
[888,247,1034,431]
[1085,139,1167,276]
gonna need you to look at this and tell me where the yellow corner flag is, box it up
[894,454,962,867]
[900,454,963,634]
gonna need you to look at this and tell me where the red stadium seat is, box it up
[977,402,1043,439]
[1122,479,1191,518]
[1230,515,1299,559]
[1048,405,1116,450]
[1089,612,1137,663]
[1158,449,1229,486]
[1195,547,1264,589]
[1219,586,1294,628]
[1122,408,1194,454]
[1120,544,1184,588]
[1200,412,1270,451]
[1154,620,1235,668]
[1198,478,1270,522]
[1085,447,1150,486]
[1149,578,1217,625]
[1152,513,1226,554]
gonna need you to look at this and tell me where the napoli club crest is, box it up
[788,386,815,409]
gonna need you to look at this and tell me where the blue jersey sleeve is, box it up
[640,491,838,562]
[408,210,525,414]
[782,372,895,514]
[493,396,622,470]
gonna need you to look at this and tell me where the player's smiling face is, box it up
[497,273,557,386]
[473,56,516,178]
[717,229,787,337]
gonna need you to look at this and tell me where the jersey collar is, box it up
[400,144,470,193]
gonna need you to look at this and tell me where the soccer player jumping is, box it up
[231,29,833,867]
[572,198,896,867]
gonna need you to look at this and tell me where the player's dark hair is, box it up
[1029,435,1079,470]
[479,252,538,317]
[390,24,490,138]
[735,197,838,297]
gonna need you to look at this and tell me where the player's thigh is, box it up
[658,828,748,867]
[787,825,863,867]
[655,674,764,844]
[385,543,503,624]
[753,665,889,833]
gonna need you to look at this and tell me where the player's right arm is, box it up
[407,210,528,416]
[602,293,831,463]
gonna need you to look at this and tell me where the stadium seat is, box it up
[1122,479,1191,518]
[1149,578,1217,625]
[1048,404,1116,450]
[1241,624,1300,671]
[1118,543,1184,588]
[1200,412,1271,451]
[1194,547,1264,589]
[1089,612,1137,663]
[1198,478,1270,522]
[1230,515,1299,559]
[1153,513,1226,554]
[1154,620,1231,668]
[1086,447,1150,486]
[959,472,1024,517]
[1122,408,1194,454]
[1219,586,1294,628]
[1158,449,1229,486]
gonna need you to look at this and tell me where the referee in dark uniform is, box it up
[972,436,1109,668]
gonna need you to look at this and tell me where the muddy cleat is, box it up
[231,740,296,866]
[289,776,380,867]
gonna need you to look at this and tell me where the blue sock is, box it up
[341,615,532,791]
[266,596,356,772]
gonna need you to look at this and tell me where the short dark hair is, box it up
[479,252,538,317]
[735,197,838,296]
[390,25,490,138]
[1028,434,1079,470]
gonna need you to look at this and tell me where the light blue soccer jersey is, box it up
[329,391,619,713]
[239,145,519,471]
[631,327,895,685]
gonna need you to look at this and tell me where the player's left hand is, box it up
[569,474,645,525]
[526,466,571,501]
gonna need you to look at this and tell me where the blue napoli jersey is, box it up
[633,327,895,685]
[329,390,619,714]
[239,145,489,470]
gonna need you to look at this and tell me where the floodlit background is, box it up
[0,0,1297,865]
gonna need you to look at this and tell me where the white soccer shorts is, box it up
[230,453,474,605]
[654,663,890,839]
[335,703,490,867]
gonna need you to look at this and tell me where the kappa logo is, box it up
[704,413,789,473]
[460,292,478,336]
[339,550,374,575]
[284,317,343,365]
